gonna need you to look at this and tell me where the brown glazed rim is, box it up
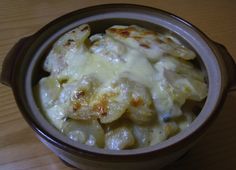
[8,4,231,161]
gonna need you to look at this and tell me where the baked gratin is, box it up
[34,24,208,150]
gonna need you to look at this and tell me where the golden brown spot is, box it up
[139,43,150,49]
[131,98,144,107]
[92,93,117,116]
[92,96,108,116]
[92,94,113,116]
[108,28,134,37]
[73,102,81,111]
[74,90,85,99]
[120,30,130,37]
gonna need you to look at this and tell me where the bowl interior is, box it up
[24,5,222,157]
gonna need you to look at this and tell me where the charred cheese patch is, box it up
[106,25,196,61]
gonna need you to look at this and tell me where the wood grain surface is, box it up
[0,0,236,170]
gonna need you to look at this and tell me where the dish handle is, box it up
[214,42,236,92]
[0,36,33,87]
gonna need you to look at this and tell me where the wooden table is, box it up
[0,0,235,169]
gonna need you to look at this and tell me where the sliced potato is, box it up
[150,124,167,146]
[44,24,90,76]
[154,56,205,81]
[106,25,196,61]
[106,25,163,61]
[132,125,151,147]
[153,56,207,117]
[98,101,130,124]
[91,93,129,124]
[182,77,207,101]
[59,75,100,120]
[152,80,176,115]
[67,130,87,143]
[126,82,156,125]
[127,107,155,125]
[91,78,132,123]
[90,34,127,63]
[36,76,61,109]
[105,127,135,150]
[160,41,196,60]
[165,71,208,102]
[154,56,207,102]
[62,119,105,148]
[45,105,67,129]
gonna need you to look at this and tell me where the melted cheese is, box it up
[63,48,156,90]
